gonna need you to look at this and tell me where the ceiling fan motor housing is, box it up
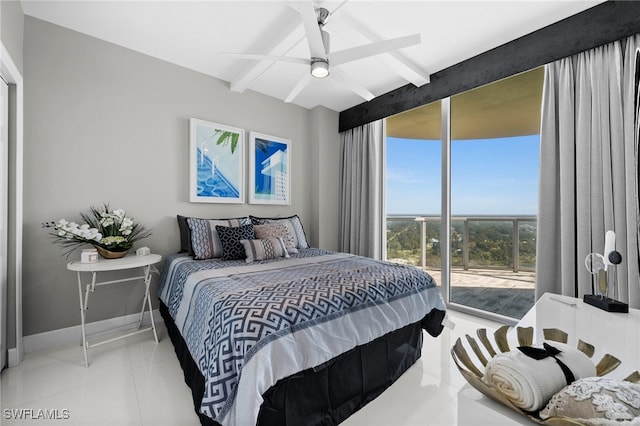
[310,58,329,78]
[316,7,330,26]
[311,7,330,78]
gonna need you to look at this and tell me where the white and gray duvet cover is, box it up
[158,248,446,426]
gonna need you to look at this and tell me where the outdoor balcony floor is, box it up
[425,268,536,319]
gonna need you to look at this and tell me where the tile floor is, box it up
[0,310,506,426]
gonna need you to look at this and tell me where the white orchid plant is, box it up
[43,204,151,257]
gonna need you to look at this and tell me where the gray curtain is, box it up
[339,120,383,258]
[537,34,640,308]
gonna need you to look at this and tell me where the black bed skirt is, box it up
[160,302,445,426]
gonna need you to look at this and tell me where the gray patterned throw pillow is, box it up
[254,223,298,254]
[240,237,290,263]
[187,217,251,259]
[250,215,309,249]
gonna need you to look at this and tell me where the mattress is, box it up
[157,248,446,426]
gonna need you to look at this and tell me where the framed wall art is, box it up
[189,118,245,203]
[249,132,291,205]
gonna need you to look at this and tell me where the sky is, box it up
[386,135,540,216]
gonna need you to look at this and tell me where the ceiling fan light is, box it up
[311,58,329,78]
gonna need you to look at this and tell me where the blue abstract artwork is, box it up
[196,146,240,198]
[190,119,244,203]
[249,132,290,205]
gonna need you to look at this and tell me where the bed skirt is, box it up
[160,302,445,426]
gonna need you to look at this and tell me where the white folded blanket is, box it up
[483,341,596,412]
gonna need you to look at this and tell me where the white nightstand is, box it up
[67,253,162,367]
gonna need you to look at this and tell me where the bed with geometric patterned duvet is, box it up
[158,215,447,426]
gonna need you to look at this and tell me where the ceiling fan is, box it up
[223,1,421,102]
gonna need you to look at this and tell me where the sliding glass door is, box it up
[448,69,541,319]
[385,68,542,320]
[385,101,442,283]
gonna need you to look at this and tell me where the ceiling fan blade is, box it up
[229,9,307,94]
[331,68,375,101]
[285,73,314,103]
[329,33,420,66]
[328,15,430,86]
[295,1,327,59]
[221,52,309,65]
[328,0,349,17]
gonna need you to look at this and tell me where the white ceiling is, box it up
[20,0,604,112]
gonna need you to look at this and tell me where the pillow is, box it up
[177,215,191,253]
[216,224,255,260]
[240,238,290,263]
[186,216,251,259]
[250,215,309,249]
[254,223,298,254]
[540,377,640,424]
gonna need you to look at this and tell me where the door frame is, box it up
[1,76,8,369]
[1,41,24,367]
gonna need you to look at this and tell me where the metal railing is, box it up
[386,215,537,272]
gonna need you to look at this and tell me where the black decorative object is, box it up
[583,233,628,313]
[583,294,629,313]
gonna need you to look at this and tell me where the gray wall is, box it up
[309,106,340,250]
[1,0,24,74]
[21,16,339,337]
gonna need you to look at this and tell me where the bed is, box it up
[158,215,447,426]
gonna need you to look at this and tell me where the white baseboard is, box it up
[8,346,22,367]
[22,309,163,355]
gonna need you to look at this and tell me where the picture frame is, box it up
[249,132,291,205]
[189,118,245,203]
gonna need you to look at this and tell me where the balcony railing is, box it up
[386,215,537,272]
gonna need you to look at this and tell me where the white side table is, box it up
[67,253,162,367]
